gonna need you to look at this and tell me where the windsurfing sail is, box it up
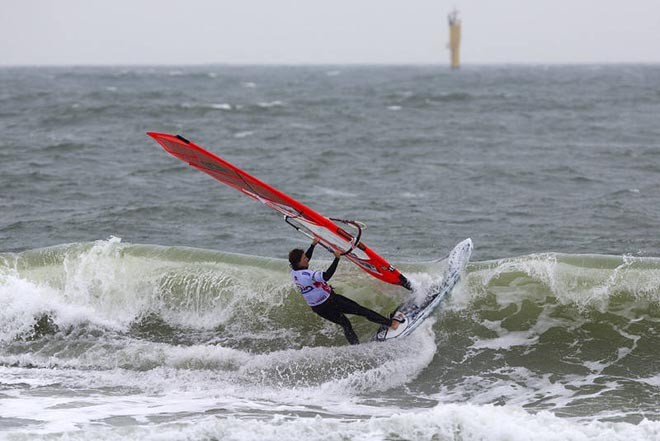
[147,132,410,288]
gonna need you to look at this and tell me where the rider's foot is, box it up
[390,312,405,330]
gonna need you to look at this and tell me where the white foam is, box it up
[4,242,659,439]
[470,327,538,350]
[7,402,658,440]
[210,103,232,110]
[639,375,660,387]
[0,324,442,438]
[0,238,297,337]
[467,253,660,311]
[233,131,254,139]
[0,265,122,342]
[257,101,285,108]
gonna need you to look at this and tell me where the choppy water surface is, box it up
[1,65,660,440]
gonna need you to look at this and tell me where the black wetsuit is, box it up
[303,243,392,345]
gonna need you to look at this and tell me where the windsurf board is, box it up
[373,238,473,341]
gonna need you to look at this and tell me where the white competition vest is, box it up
[291,269,332,306]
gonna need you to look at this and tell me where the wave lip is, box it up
[2,240,660,425]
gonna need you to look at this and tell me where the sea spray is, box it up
[2,240,659,438]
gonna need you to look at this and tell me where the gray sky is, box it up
[2,0,659,66]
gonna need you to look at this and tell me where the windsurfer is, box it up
[289,238,404,345]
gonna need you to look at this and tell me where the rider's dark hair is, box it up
[288,248,304,270]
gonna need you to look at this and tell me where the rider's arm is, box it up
[323,250,342,281]
[305,238,321,260]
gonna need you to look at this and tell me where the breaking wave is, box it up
[1,238,659,431]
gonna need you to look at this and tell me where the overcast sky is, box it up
[2,0,659,66]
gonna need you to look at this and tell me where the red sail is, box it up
[148,132,408,287]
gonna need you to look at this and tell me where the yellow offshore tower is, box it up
[447,9,461,69]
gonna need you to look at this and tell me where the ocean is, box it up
[1,65,659,440]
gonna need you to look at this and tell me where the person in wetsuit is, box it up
[289,238,404,345]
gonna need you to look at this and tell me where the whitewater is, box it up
[1,65,660,439]
[2,237,659,439]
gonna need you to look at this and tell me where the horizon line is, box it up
[2,61,660,69]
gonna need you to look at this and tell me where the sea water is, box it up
[1,65,660,440]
